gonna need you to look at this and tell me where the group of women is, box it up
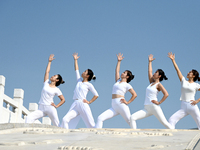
[26,52,200,130]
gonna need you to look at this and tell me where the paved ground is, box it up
[0,123,200,150]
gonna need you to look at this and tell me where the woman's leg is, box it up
[79,103,96,128]
[25,105,46,123]
[96,108,118,128]
[151,105,172,129]
[61,109,79,129]
[130,106,151,129]
[46,105,60,126]
[115,103,131,126]
[188,104,200,130]
[168,102,188,129]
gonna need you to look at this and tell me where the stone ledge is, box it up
[23,128,68,134]
[0,123,61,130]
[0,139,63,146]
[58,145,104,150]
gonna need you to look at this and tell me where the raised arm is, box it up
[115,53,124,82]
[168,52,183,81]
[148,54,155,83]
[72,53,80,71]
[44,54,55,82]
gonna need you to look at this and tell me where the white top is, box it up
[112,79,133,96]
[144,82,159,105]
[39,79,62,105]
[73,70,99,100]
[180,77,200,102]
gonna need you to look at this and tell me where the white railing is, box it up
[0,75,51,125]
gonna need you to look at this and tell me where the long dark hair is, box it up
[56,74,65,86]
[87,69,96,81]
[192,69,200,82]
[157,69,168,82]
[126,70,134,83]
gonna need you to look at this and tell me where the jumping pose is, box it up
[26,54,65,126]
[60,53,99,129]
[130,54,172,129]
[95,53,137,128]
[168,52,200,129]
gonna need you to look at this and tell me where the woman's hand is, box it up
[190,100,199,105]
[83,99,90,104]
[49,54,55,62]
[167,52,175,61]
[148,54,155,62]
[73,52,80,60]
[120,98,128,105]
[151,100,160,105]
[117,53,124,61]
[51,102,58,108]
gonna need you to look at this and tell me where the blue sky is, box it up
[0,1,200,129]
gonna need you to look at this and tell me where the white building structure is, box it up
[0,75,51,125]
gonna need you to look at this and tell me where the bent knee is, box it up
[62,117,70,123]
[130,114,137,121]
[97,115,105,122]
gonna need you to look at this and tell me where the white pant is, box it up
[60,99,95,129]
[130,104,172,129]
[169,101,200,129]
[25,104,59,126]
[95,98,131,128]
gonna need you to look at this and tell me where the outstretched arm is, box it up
[115,53,124,82]
[148,54,155,83]
[44,54,55,82]
[168,52,183,82]
[72,53,80,71]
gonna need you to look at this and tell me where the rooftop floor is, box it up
[0,123,199,150]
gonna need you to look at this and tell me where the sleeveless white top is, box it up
[144,82,159,105]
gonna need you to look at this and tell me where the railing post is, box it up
[0,75,5,123]
[28,103,38,113]
[13,89,24,123]
[42,117,51,125]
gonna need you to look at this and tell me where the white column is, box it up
[13,89,24,123]
[0,75,5,123]
[29,103,38,113]
[42,117,51,125]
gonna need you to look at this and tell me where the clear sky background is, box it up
[0,1,200,129]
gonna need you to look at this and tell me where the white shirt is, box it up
[39,79,62,105]
[144,82,159,105]
[112,79,133,96]
[73,70,99,100]
[180,77,200,102]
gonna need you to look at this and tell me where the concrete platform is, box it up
[0,123,200,150]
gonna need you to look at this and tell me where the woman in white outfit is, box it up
[130,54,172,129]
[26,54,65,126]
[168,52,200,129]
[95,53,137,128]
[60,53,99,129]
